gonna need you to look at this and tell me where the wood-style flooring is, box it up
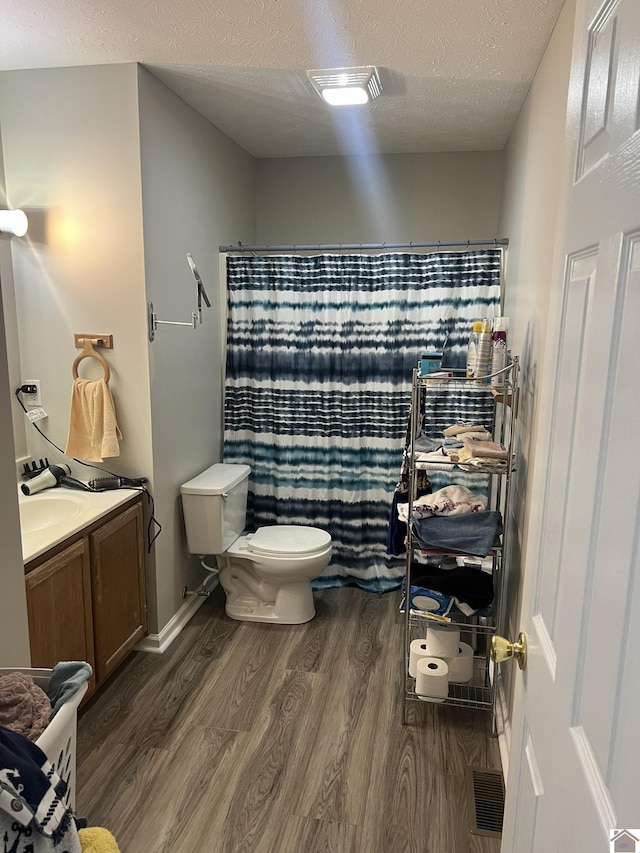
[76,586,502,853]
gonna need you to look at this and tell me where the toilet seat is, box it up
[249,525,331,557]
[228,525,331,559]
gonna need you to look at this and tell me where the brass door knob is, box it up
[490,632,527,670]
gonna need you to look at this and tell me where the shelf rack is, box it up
[401,356,519,729]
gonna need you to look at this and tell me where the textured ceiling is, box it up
[0,0,565,158]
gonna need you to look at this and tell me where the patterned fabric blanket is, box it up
[0,727,81,852]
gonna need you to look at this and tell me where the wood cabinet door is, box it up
[25,538,96,693]
[90,500,147,685]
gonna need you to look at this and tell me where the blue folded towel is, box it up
[412,511,503,557]
[47,661,92,718]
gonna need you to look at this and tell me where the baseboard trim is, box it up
[494,672,511,781]
[135,574,218,655]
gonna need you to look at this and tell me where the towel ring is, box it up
[72,339,110,383]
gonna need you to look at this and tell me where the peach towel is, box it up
[65,378,122,462]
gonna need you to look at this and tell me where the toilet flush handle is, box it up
[238,533,253,551]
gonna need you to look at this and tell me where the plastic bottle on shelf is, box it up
[473,319,492,383]
[490,317,509,388]
[466,321,483,378]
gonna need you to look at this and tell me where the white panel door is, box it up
[502,0,640,850]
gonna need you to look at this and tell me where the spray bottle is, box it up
[473,319,492,383]
[490,317,509,388]
[466,321,483,379]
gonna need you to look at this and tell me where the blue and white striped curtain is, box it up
[223,250,501,592]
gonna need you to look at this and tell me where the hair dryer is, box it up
[21,463,72,496]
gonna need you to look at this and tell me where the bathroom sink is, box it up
[19,492,91,534]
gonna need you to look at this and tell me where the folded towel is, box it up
[412,511,503,557]
[0,672,51,741]
[413,563,494,610]
[65,378,122,462]
[462,439,508,460]
[398,485,487,521]
[442,423,486,437]
[47,661,93,718]
[78,828,121,852]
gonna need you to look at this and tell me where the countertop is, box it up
[19,485,142,564]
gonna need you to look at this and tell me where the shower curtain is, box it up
[223,250,501,592]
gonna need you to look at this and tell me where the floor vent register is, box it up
[467,767,505,838]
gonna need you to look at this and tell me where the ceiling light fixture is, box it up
[0,208,29,237]
[307,66,382,106]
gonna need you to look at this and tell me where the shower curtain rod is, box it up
[218,238,509,253]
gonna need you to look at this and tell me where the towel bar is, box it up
[73,333,113,349]
[72,338,110,382]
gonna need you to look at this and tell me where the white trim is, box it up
[135,575,219,655]
[494,671,512,781]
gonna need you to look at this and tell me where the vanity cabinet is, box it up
[25,539,96,693]
[25,495,147,698]
[89,501,146,684]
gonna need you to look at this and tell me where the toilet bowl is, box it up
[180,464,332,624]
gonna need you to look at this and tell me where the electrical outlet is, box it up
[22,379,41,407]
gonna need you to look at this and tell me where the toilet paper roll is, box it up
[424,624,460,658]
[415,656,449,700]
[446,642,474,683]
[409,639,432,677]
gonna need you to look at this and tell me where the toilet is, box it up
[180,463,332,624]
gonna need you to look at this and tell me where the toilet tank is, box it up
[180,463,250,555]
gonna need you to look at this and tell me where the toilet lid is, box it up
[248,525,331,557]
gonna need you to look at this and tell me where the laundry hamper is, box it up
[0,667,88,809]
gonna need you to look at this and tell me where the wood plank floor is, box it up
[76,586,503,853]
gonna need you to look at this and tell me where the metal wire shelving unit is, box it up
[401,357,519,730]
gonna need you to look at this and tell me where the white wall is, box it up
[137,67,256,632]
[256,152,504,245]
[0,64,152,484]
[496,0,576,737]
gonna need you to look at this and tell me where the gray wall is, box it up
[0,126,30,665]
[0,64,151,483]
[256,151,504,245]
[0,63,149,662]
[137,67,256,631]
[496,0,576,756]
[0,62,255,642]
